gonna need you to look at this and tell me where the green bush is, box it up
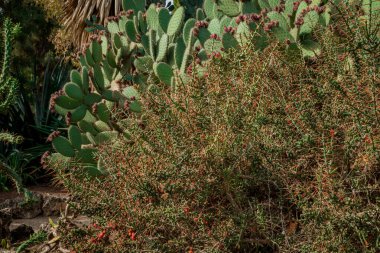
[47,0,335,182]
[52,2,380,252]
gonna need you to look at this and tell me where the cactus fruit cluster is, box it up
[48,0,333,174]
[213,0,331,57]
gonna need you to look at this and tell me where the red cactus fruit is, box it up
[46,131,61,142]
[65,112,72,126]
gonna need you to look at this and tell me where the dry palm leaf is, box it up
[62,0,123,49]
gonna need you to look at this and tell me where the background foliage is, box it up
[0,0,70,190]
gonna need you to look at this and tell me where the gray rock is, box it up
[0,191,72,219]
[0,194,42,219]
[41,193,69,216]
[0,208,12,240]
[10,224,34,243]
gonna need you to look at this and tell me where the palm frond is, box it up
[62,0,123,49]
[61,0,166,49]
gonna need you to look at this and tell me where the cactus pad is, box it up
[159,8,171,33]
[68,125,82,150]
[52,136,76,157]
[64,82,84,101]
[167,7,185,36]
[217,0,240,17]
[154,62,173,85]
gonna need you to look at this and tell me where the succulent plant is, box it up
[49,0,190,174]
[0,19,20,142]
[0,18,21,113]
[48,0,333,175]
[0,19,31,196]
[212,0,331,57]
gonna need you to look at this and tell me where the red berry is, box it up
[97,230,106,240]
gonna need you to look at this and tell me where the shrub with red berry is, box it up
[53,3,380,252]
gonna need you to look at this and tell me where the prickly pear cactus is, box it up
[48,0,193,175]
[48,0,333,175]
[212,0,331,57]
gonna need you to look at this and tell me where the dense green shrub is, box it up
[47,0,334,180]
[52,1,380,251]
